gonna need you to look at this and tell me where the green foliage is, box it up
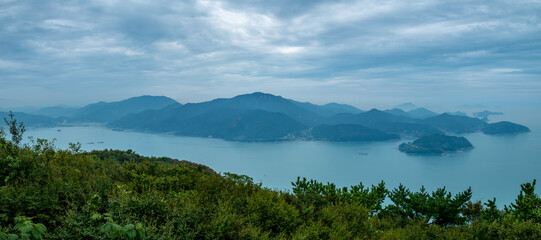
[509,179,541,222]
[94,213,146,240]
[1,119,541,239]
[462,201,483,223]
[482,198,502,222]
[0,216,46,240]
[4,111,25,146]
[68,142,82,153]
[292,177,387,213]
[386,184,473,226]
[223,172,257,186]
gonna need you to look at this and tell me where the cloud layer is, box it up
[1,0,540,108]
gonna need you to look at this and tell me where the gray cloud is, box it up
[0,0,540,108]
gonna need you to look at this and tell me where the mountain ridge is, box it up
[2,92,531,142]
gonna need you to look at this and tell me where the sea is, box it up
[25,107,541,206]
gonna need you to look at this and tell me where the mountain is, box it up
[326,109,417,125]
[224,92,323,126]
[473,111,503,119]
[384,108,412,118]
[109,93,319,141]
[30,106,79,118]
[394,102,417,111]
[108,102,182,130]
[13,92,530,142]
[482,121,530,135]
[160,108,306,141]
[407,107,438,119]
[70,95,178,123]
[0,112,60,128]
[386,107,438,119]
[422,113,488,133]
[290,101,363,117]
[309,124,399,141]
[399,133,474,155]
[376,122,443,137]
[111,92,325,131]
[446,111,468,116]
[325,109,441,137]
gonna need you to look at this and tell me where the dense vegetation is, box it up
[399,133,474,155]
[1,116,541,239]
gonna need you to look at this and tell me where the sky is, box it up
[0,0,540,109]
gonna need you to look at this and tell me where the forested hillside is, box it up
[1,116,541,239]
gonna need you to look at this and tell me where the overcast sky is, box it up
[1,0,540,109]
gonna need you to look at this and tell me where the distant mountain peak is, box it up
[324,102,341,106]
[242,92,278,97]
[394,102,417,111]
[233,92,293,103]
[250,91,269,95]
[366,109,390,116]
[407,107,438,119]
[70,95,179,123]
[384,108,411,118]
[232,92,287,101]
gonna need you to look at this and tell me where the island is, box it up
[309,124,400,141]
[473,110,503,119]
[482,121,531,135]
[3,92,532,142]
[399,133,474,155]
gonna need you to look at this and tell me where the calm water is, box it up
[25,108,541,206]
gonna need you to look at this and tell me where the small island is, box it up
[399,133,473,155]
[482,121,531,135]
[473,110,504,118]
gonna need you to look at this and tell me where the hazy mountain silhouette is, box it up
[0,111,60,128]
[482,121,530,135]
[324,109,441,137]
[422,113,488,133]
[8,92,531,142]
[112,92,325,129]
[70,95,178,123]
[30,106,79,118]
[407,107,438,119]
[446,111,468,116]
[134,108,307,141]
[290,101,363,117]
[386,107,438,119]
[394,102,417,111]
[309,124,399,141]
[384,108,412,118]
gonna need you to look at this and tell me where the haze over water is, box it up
[26,107,541,207]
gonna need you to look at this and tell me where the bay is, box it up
[25,108,541,206]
